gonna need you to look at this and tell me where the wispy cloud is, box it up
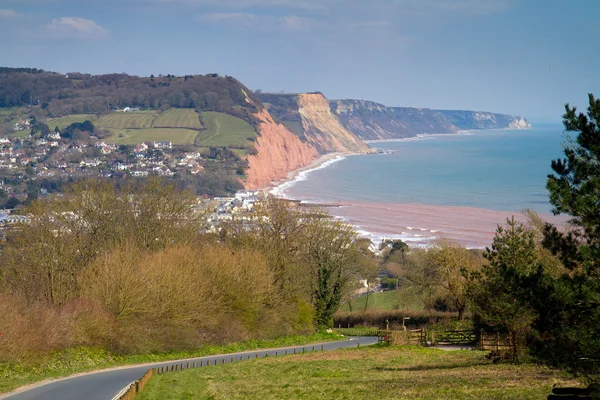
[197,12,314,32]
[45,17,110,38]
[0,8,19,18]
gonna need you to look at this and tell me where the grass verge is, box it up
[0,332,342,395]
[137,346,580,400]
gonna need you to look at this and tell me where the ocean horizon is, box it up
[271,123,570,248]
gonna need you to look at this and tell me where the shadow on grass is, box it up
[374,361,490,373]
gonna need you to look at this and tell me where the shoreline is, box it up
[264,152,348,197]
[364,126,534,144]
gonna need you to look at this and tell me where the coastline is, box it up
[265,152,348,197]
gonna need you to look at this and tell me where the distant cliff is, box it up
[330,99,531,140]
[259,93,372,154]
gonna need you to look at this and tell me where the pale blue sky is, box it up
[1,0,598,121]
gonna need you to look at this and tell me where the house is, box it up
[134,143,148,153]
[123,107,140,112]
[131,170,148,177]
[154,141,172,150]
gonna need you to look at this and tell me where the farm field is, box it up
[94,112,157,130]
[152,108,201,129]
[106,128,198,145]
[47,114,97,130]
[137,346,579,400]
[196,111,256,148]
[341,289,424,312]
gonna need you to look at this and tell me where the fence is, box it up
[112,344,333,400]
[430,330,477,346]
[478,332,514,351]
[377,328,427,346]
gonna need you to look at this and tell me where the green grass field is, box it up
[0,333,341,395]
[106,128,199,145]
[341,289,425,312]
[152,108,201,129]
[137,346,579,400]
[94,112,157,130]
[196,111,256,148]
[46,114,97,130]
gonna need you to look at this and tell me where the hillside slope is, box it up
[331,99,531,140]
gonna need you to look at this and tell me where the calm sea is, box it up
[276,123,569,247]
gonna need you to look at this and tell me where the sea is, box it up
[271,123,571,248]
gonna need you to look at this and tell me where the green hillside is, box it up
[94,112,157,130]
[152,108,201,129]
[47,114,97,130]
[196,111,257,148]
[107,128,199,145]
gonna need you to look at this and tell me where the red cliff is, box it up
[245,109,318,190]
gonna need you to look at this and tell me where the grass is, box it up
[94,112,157,130]
[0,333,342,395]
[137,346,580,400]
[106,128,199,145]
[196,111,256,148]
[152,108,201,129]
[282,120,304,136]
[341,289,425,312]
[46,114,97,130]
[6,129,30,138]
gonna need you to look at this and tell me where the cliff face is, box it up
[258,93,372,154]
[244,109,318,190]
[437,110,532,131]
[297,94,372,154]
[331,99,531,140]
[331,100,457,139]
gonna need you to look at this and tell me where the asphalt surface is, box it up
[2,336,378,400]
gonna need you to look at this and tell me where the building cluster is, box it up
[0,129,227,205]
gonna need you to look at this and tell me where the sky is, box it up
[1,0,598,121]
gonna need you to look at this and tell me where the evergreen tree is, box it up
[537,93,600,380]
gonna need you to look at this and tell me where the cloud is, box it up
[197,12,314,32]
[0,8,18,18]
[45,17,110,38]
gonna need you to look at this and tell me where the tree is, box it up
[222,197,377,330]
[536,94,600,379]
[468,217,539,363]
[0,178,202,305]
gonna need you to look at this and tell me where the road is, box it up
[2,336,378,400]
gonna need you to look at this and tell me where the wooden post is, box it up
[431,331,435,346]
[312,346,315,351]
[221,359,224,364]
[231,357,234,363]
[193,361,196,368]
[321,345,324,351]
[187,362,190,369]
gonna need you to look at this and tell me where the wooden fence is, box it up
[430,330,477,346]
[377,328,427,346]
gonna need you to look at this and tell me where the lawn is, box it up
[46,114,97,130]
[152,108,201,129]
[196,111,256,148]
[341,289,425,312]
[106,128,199,145]
[137,346,579,400]
[94,112,157,129]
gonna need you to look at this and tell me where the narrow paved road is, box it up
[2,336,378,400]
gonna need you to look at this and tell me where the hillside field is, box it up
[47,114,97,130]
[94,112,157,130]
[137,346,579,400]
[106,128,199,145]
[196,111,256,148]
[152,108,201,129]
